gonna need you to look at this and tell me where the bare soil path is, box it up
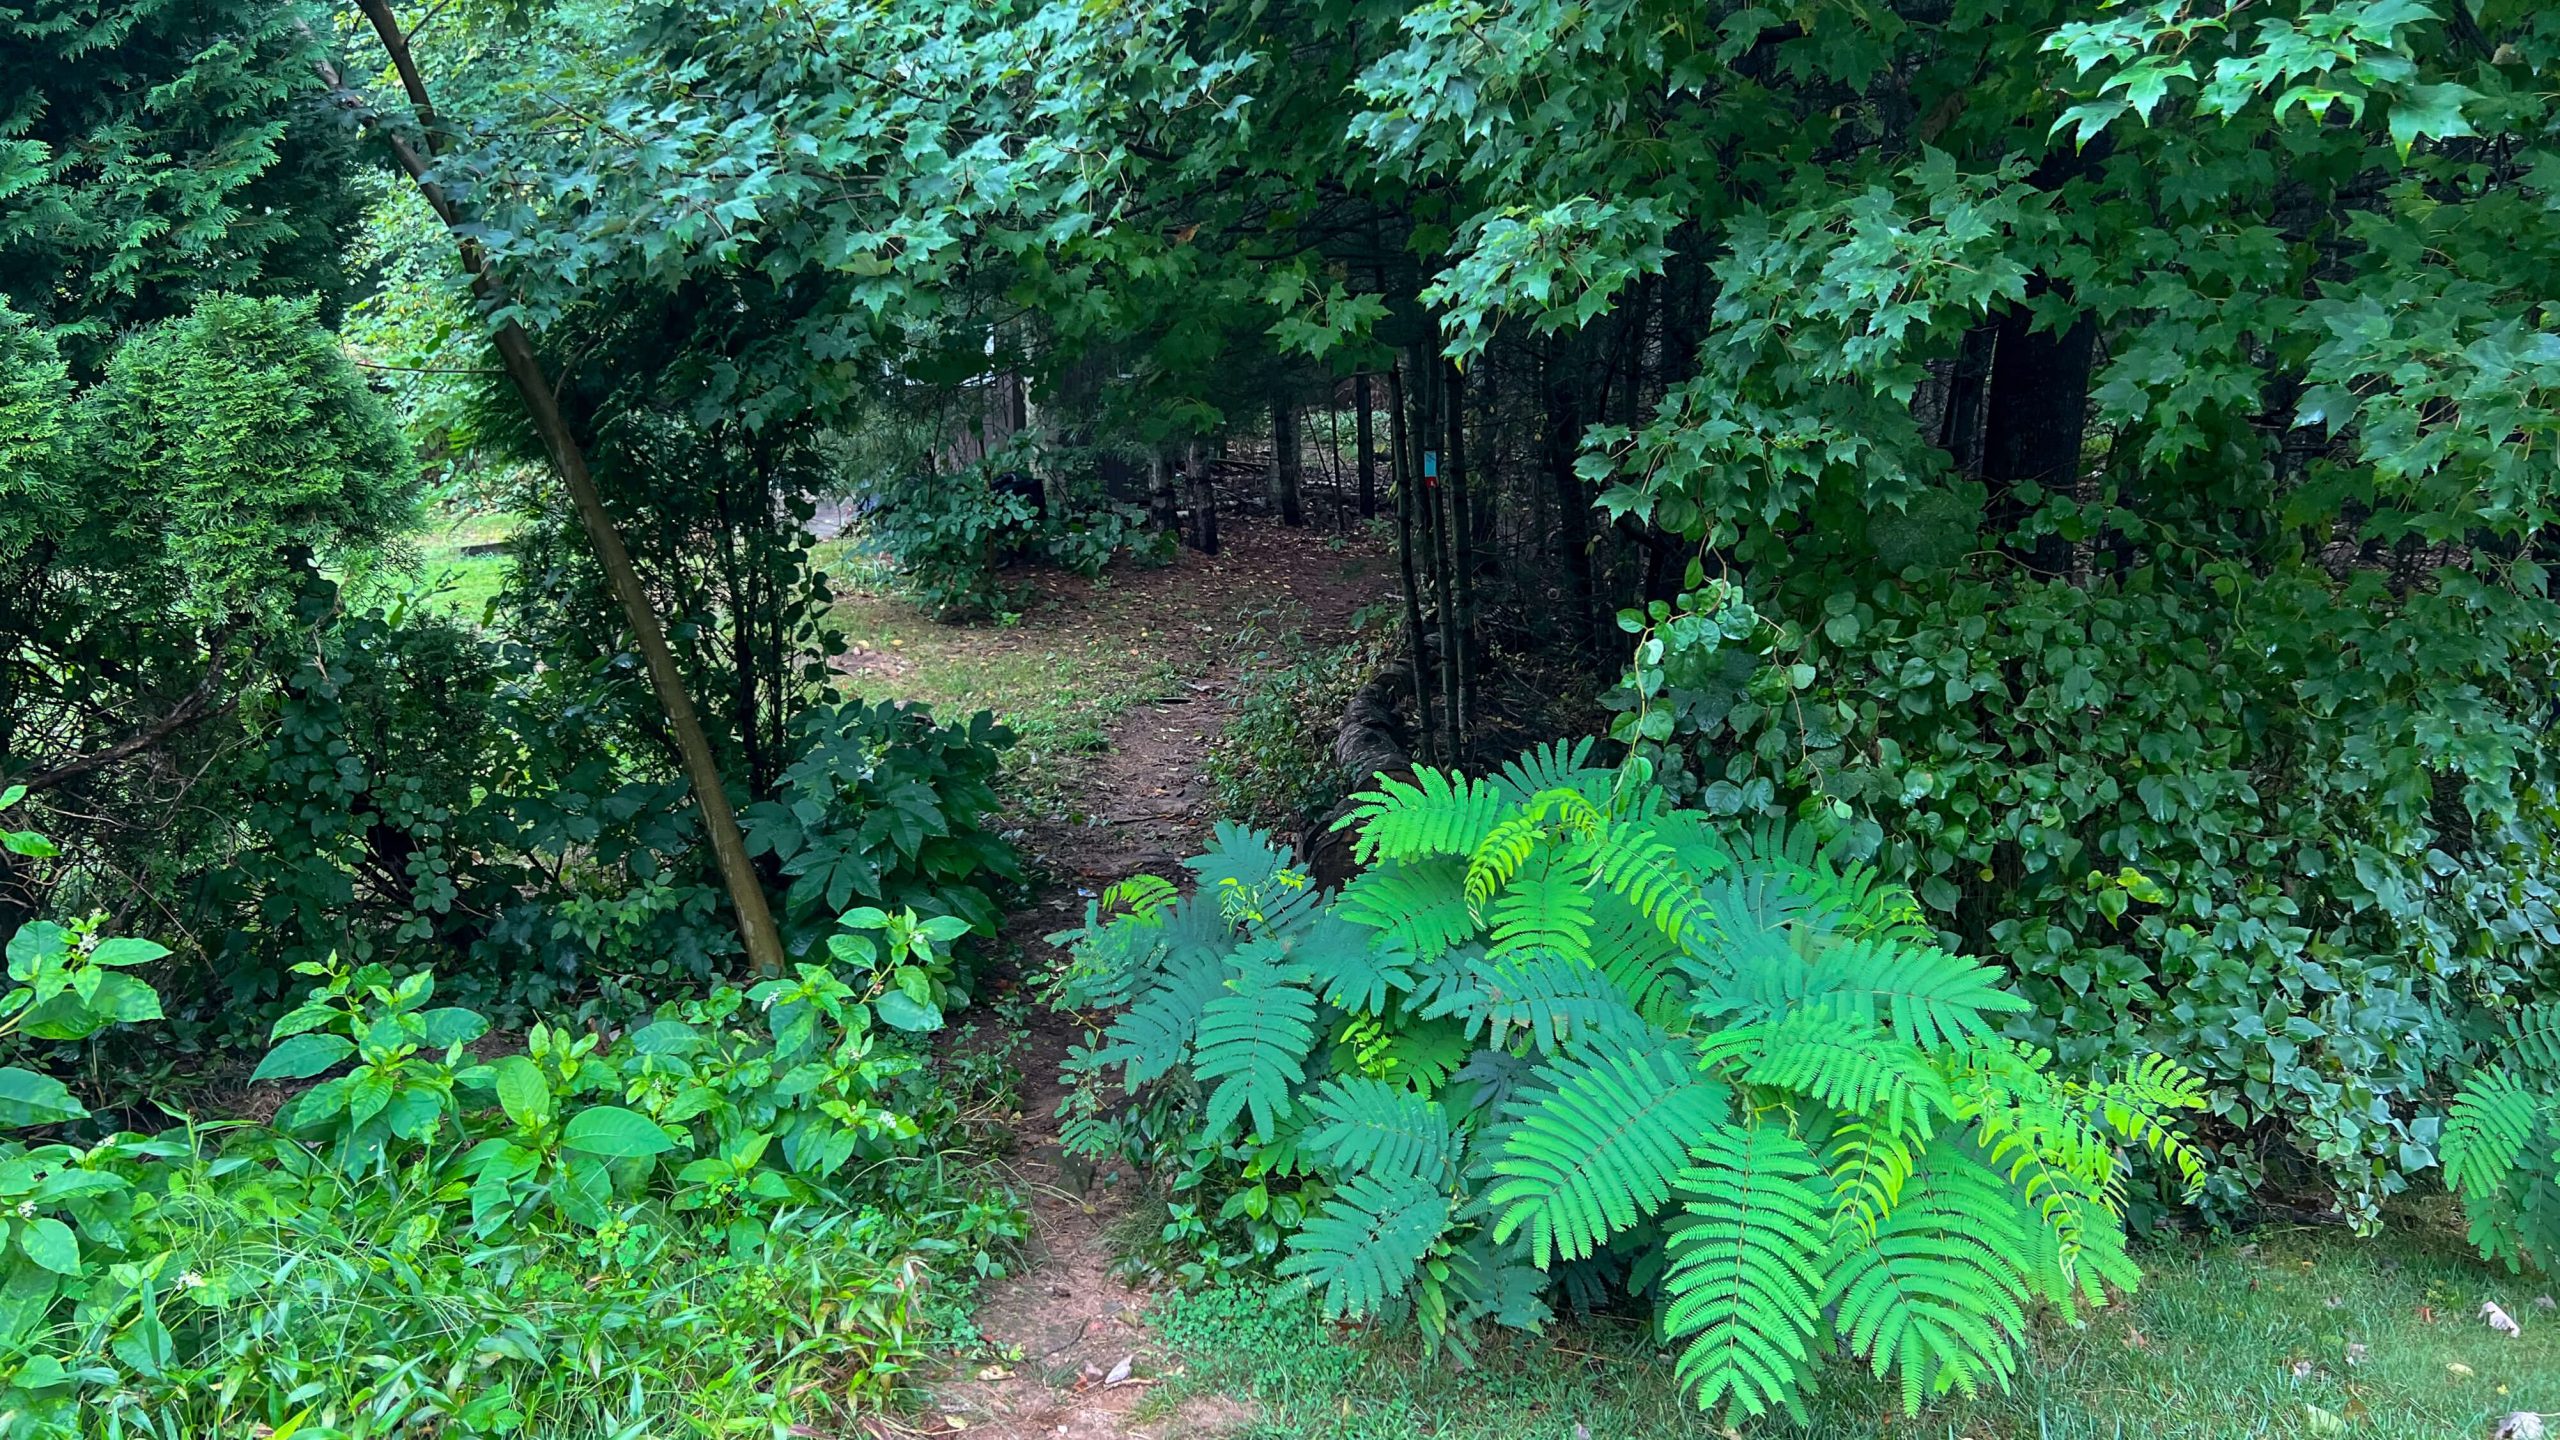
[853,519,1387,1440]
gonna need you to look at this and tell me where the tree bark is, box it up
[1542,344,1598,659]
[1185,438,1218,554]
[1982,277,2096,575]
[1354,371,1377,520]
[1387,363,1435,765]
[338,1,785,976]
[1272,394,1305,526]
[1147,447,1179,534]
[1442,357,1474,755]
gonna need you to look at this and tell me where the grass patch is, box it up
[816,536,1274,822]
[386,503,517,624]
[1145,1221,2559,1439]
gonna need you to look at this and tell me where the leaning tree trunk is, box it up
[335,1,785,976]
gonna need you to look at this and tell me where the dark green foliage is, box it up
[1053,752,2205,1420]
[0,813,1024,1434]
[82,294,417,617]
[0,0,364,371]
[1617,564,2557,1223]
[743,699,1020,947]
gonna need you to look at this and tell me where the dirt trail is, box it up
[917,521,1385,1440]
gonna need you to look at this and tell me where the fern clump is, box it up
[1051,740,2205,1421]
[2441,1004,2560,1272]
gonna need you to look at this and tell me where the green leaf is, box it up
[421,1007,489,1048]
[251,1033,355,1083]
[16,1217,76,1276]
[2387,82,2479,158]
[561,1105,676,1158]
[873,989,943,1032]
[493,1055,553,1132]
[85,937,168,968]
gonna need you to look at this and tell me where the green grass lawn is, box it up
[1144,1220,2557,1439]
[399,506,516,623]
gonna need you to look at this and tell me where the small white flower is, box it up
[178,1271,206,1291]
[13,1202,30,1220]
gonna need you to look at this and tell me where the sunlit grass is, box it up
[1145,1217,2560,1439]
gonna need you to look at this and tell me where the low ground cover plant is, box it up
[0,800,1021,1438]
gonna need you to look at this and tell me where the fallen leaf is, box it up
[940,1417,970,1433]
[2345,1342,2368,1366]
[2495,1414,2548,1440]
[2450,1362,2477,1378]
[2302,1403,2345,1436]
[2420,1305,2440,1323]
[2485,1301,2524,1337]
[976,1364,1014,1381]
[2291,1358,2317,1381]
[1104,1354,1134,1386]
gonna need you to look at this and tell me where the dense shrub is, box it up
[1611,574,2560,1224]
[866,455,1170,620]
[1051,743,2201,1421]
[743,698,1022,951]
[0,824,1022,1436]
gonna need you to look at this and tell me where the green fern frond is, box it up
[1287,909,1413,1012]
[1824,1149,2034,1414]
[1193,943,1319,1141]
[1493,737,1610,805]
[1488,850,1598,961]
[1746,1006,1954,1140]
[1589,894,1687,1029]
[1466,811,1544,913]
[1186,820,1298,894]
[1824,1117,1920,1240]
[1275,1173,1452,1319]
[2079,1053,2209,1198]
[1463,951,1654,1057]
[1307,1076,1463,1185]
[1381,1015,1472,1093]
[2501,1004,2560,1084]
[1661,1122,1829,1423]
[1336,858,1478,964]
[2443,1067,2543,1201]
[1095,947,1228,1084]
[1808,938,2032,1052]
[1487,1046,1730,1267]
[1579,818,1707,947]
[1339,767,1512,864]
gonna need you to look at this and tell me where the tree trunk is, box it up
[340,0,785,976]
[1354,372,1377,520]
[1388,363,1435,766]
[1147,448,1179,534]
[1442,357,1474,755]
[1413,350,1461,759]
[1982,278,2095,575]
[1272,395,1305,526]
[1938,320,1997,475]
[1185,439,1219,554]
[1543,344,1598,659]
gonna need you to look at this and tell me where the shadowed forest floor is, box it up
[818,524,2559,1440]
